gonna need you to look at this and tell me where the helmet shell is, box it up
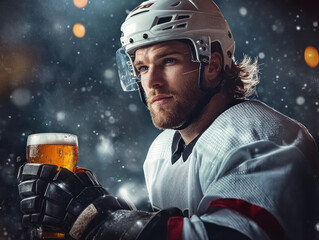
[120,0,235,70]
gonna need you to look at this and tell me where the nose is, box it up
[141,65,164,90]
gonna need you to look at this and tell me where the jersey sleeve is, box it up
[194,140,316,240]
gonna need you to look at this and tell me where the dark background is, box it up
[0,0,318,239]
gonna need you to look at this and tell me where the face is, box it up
[134,41,204,129]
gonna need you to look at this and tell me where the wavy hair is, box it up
[211,41,260,99]
[223,55,260,99]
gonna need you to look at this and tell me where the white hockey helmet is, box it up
[116,0,235,92]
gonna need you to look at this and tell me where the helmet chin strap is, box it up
[138,82,147,106]
[173,62,225,131]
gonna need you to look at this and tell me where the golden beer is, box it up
[27,144,78,171]
[26,133,79,239]
[27,133,78,172]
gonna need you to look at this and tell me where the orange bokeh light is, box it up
[304,46,319,68]
[73,0,88,8]
[73,23,86,38]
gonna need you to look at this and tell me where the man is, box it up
[18,0,319,239]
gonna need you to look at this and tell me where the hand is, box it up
[17,163,130,239]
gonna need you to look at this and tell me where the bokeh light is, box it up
[304,46,319,68]
[73,23,86,38]
[73,0,88,8]
[0,49,34,100]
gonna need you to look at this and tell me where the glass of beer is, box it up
[26,132,79,239]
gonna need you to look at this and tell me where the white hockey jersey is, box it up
[143,100,319,240]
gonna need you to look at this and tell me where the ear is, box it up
[204,52,222,86]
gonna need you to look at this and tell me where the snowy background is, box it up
[0,0,318,238]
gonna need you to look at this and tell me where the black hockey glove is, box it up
[17,163,133,239]
[18,163,183,240]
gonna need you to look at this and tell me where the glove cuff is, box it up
[68,203,99,239]
[138,208,184,240]
[67,194,130,239]
[86,208,184,240]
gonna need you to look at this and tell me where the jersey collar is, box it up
[171,131,200,164]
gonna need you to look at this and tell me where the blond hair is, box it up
[223,55,260,99]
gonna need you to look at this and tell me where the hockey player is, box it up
[18,0,319,239]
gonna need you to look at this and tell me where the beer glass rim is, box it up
[27,133,78,146]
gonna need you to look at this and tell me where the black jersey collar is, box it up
[171,131,200,164]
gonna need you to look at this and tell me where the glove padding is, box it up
[17,163,132,239]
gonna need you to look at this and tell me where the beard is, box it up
[147,83,204,130]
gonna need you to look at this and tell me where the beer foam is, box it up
[27,133,78,146]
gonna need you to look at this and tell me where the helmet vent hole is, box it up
[177,15,190,20]
[162,26,173,30]
[227,51,232,58]
[157,16,173,25]
[170,1,181,7]
[176,23,187,29]
[228,31,232,38]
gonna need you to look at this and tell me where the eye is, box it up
[138,66,149,73]
[164,58,176,64]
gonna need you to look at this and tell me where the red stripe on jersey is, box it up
[208,198,288,240]
[166,216,184,240]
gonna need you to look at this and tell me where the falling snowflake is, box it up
[96,136,115,157]
[104,69,115,79]
[258,52,266,59]
[11,88,31,107]
[128,104,138,112]
[56,111,66,121]
[239,7,248,17]
[296,96,305,105]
